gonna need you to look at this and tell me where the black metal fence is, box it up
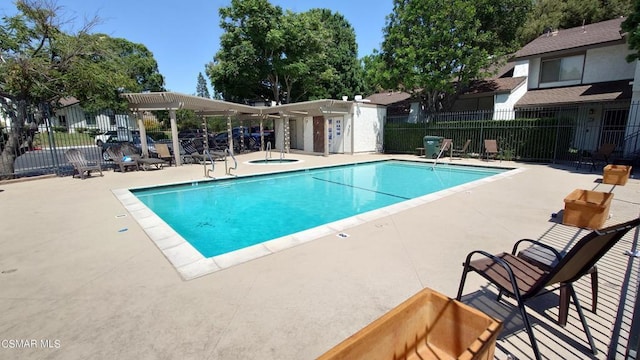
[0,107,268,179]
[384,102,640,164]
[2,101,640,179]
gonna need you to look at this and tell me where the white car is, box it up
[94,130,117,146]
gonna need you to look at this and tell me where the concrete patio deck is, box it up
[1,151,639,359]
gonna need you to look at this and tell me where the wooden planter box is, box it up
[563,189,614,229]
[603,165,632,185]
[318,288,502,360]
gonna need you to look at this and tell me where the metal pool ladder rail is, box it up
[265,141,272,160]
[203,149,216,178]
[225,148,237,176]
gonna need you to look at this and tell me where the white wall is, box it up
[583,44,635,83]
[493,82,528,119]
[513,60,529,77]
[303,116,314,153]
[352,104,384,153]
[527,58,541,89]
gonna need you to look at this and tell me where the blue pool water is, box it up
[132,160,506,257]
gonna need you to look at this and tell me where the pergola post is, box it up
[136,111,149,157]
[226,113,233,154]
[283,114,290,153]
[169,109,181,166]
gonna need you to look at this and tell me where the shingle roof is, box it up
[515,80,632,107]
[364,91,411,105]
[515,17,626,59]
[460,77,527,97]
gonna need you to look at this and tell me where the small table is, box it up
[415,147,425,156]
[518,245,598,327]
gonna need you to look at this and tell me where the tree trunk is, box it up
[0,100,27,180]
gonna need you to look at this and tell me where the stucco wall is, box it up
[583,44,635,83]
[352,104,384,153]
[493,82,528,119]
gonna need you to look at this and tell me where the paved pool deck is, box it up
[1,151,639,359]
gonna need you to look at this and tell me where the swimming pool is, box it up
[116,160,521,279]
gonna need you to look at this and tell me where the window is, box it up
[84,113,96,126]
[540,55,584,83]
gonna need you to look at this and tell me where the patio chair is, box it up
[181,140,207,164]
[484,139,501,161]
[441,138,453,157]
[452,139,471,158]
[456,217,640,360]
[577,143,616,171]
[154,143,174,166]
[106,145,139,172]
[65,148,103,180]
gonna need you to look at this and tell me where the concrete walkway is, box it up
[1,152,638,359]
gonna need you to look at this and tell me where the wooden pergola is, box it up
[121,92,353,165]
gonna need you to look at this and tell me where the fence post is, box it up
[43,104,62,176]
[552,117,560,164]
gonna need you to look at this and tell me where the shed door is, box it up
[313,116,324,153]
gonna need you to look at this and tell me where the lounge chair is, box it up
[484,139,501,161]
[154,143,174,166]
[456,217,640,360]
[65,148,103,179]
[119,142,166,170]
[106,145,139,172]
[452,139,471,158]
[577,143,616,171]
[181,140,207,164]
[441,138,453,157]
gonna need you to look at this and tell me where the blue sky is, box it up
[1,0,393,95]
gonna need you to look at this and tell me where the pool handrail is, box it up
[225,148,237,176]
[203,149,215,178]
[266,141,272,160]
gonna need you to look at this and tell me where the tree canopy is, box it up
[380,0,530,112]
[622,0,640,62]
[0,0,164,176]
[196,72,211,98]
[518,0,632,45]
[206,0,363,104]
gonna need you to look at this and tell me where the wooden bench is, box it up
[415,147,425,156]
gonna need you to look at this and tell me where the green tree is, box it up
[0,0,164,177]
[623,0,640,62]
[0,0,99,177]
[293,9,364,101]
[518,0,632,45]
[361,51,393,95]
[382,0,489,112]
[381,0,530,112]
[196,72,211,98]
[206,0,363,104]
[70,35,164,112]
[207,0,283,103]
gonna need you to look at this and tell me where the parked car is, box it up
[101,135,156,161]
[94,130,117,146]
